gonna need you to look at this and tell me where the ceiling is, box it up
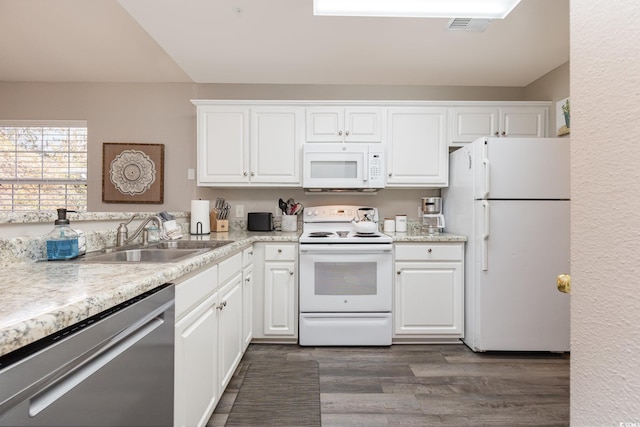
[0,0,569,87]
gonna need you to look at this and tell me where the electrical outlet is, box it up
[187,168,195,180]
[236,205,244,218]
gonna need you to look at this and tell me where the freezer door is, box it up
[469,200,570,352]
[472,137,570,200]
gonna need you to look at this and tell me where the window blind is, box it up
[0,120,88,212]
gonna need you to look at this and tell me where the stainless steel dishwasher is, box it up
[0,283,175,427]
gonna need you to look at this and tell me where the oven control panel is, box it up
[304,205,377,222]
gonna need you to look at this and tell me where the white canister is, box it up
[383,218,396,233]
[281,215,297,232]
[395,214,407,233]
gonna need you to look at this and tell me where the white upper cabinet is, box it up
[386,107,448,188]
[306,107,383,142]
[250,107,303,184]
[195,103,303,186]
[197,105,250,185]
[450,103,549,146]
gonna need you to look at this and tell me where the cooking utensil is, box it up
[291,203,303,215]
[279,198,288,215]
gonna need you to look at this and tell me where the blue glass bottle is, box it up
[46,209,80,260]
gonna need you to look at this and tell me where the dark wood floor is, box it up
[208,343,569,427]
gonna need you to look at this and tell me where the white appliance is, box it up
[442,137,570,352]
[298,206,393,346]
[302,143,385,192]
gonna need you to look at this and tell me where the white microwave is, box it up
[302,143,385,192]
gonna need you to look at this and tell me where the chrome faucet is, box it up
[117,214,163,246]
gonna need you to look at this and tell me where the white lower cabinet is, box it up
[242,247,254,351]
[252,242,298,341]
[174,250,250,427]
[218,271,243,392]
[174,266,219,427]
[393,243,464,342]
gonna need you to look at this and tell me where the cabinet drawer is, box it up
[395,243,462,261]
[175,265,218,319]
[219,253,242,284]
[243,246,253,267]
[264,244,296,261]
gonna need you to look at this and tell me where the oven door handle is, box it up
[300,244,392,254]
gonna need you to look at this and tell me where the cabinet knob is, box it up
[251,171,255,176]
[289,270,294,275]
[243,171,248,176]
[345,130,350,136]
[494,131,499,136]
[278,248,282,253]
[216,304,223,311]
[249,251,253,255]
[501,131,506,136]
[388,173,392,177]
[397,271,401,275]
[428,248,432,253]
[245,277,251,282]
[338,130,343,136]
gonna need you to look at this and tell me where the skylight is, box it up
[313,0,522,19]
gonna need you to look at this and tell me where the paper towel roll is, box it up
[190,200,211,235]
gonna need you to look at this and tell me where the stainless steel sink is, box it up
[76,248,210,264]
[149,240,233,250]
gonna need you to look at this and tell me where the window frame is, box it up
[0,120,88,212]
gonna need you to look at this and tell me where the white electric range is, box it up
[298,206,393,346]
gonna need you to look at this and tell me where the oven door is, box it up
[299,244,393,312]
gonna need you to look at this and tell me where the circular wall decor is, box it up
[110,149,156,195]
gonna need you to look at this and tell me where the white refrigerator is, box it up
[442,137,570,352]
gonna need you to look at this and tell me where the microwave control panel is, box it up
[368,151,385,187]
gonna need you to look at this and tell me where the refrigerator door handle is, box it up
[482,201,489,271]
[482,157,490,198]
[482,143,490,198]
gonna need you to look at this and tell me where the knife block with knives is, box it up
[210,198,230,232]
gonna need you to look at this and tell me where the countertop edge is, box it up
[0,231,465,357]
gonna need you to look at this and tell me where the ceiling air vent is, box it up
[447,18,492,32]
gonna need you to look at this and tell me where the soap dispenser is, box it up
[46,208,80,260]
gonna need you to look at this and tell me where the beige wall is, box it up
[570,0,640,424]
[0,79,563,221]
[525,61,570,133]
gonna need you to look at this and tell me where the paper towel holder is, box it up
[190,199,211,235]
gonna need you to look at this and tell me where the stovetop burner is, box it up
[308,231,334,237]
[299,205,393,244]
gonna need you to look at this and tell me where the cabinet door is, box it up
[500,107,547,138]
[174,291,219,427]
[387,107,448,187]
[306,107,344,142]
[450,107,499,144]
[264,261,296,336]
[197,106,250,184]
[250,107,303,184]
[344,107,383,142]
[394,261,463,337]
[218,273,244,392]
[242,264,253,350]
[305,107,382,142]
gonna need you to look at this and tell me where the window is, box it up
[0,120,87,212]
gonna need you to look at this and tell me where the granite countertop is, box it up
[0,228,465,358]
